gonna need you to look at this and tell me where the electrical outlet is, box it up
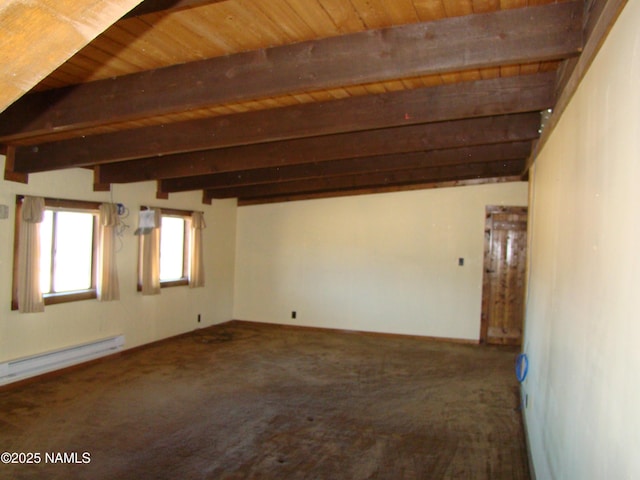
[197,314,201,323]
[291,311,296,319]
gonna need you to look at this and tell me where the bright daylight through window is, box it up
[159,215,186,282]
[40,210,95,294]
[11,197,101,310]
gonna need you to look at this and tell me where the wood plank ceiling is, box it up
[0,0,143,113]
[0,0,592,205]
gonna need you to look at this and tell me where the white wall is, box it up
[523,1,640,478]
[234,183,527,340]
[0,159,237,362]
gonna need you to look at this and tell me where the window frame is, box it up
[11,196,101,310]
[137,207,191,290]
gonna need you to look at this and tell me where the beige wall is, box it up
[234,183,527,340]
[523,1,640,478]
[0,159,237,363]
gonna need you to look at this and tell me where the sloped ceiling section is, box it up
[0,0,143,114]
[0,0,599,204]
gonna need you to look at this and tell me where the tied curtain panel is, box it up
[17,196,45,313]
[17,200,205,308]
[97,203,120,301]
[140,209,162,295]
[17,198,123,312]
[189,211,205,288]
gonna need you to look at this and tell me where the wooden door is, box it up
[480,206,528,345]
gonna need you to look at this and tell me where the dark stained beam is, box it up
[3,147,28,183]
[96,113,541,184]
[0,2,582,142]
[12,73,554,171]
[122,0,226,19]
[237,177,524,206]
[555,0,624,105]
[158,142,532,193]
[526,0,627,172]
[204,159,526,200]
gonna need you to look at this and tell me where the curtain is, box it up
[97,203,120,301]
[17,196,45,313]
[189,211,206,288]
[141,209,162,295]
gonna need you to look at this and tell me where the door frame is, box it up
[480,205,528,344]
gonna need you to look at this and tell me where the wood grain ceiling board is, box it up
[0,0,143,112]
[12,0,558,144]
[13,72,554,171]
[1,0,598,203]
[0,2,581,142]
[3,0,570,147]
[34,0,565,92]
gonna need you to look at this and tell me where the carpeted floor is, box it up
[0,321,529,479]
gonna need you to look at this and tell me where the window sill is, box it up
[161,278,189,288]
[136,278,189,291]
[11,289,97,310]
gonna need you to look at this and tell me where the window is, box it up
[12,197,100,309]
[138,208,191,290]
[159,213,189,285]
[40,209,96,293]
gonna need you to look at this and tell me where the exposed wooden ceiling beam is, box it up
[0,0,143,114]
[204,159,526,200]
[12,73,554,171]
[122,0,227,19]
[0,2,582,142]
[525,0,627,172]
[236,177,524,206]
[159,142,532,193]
[96,113,541,184]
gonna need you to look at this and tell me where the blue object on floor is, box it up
[515,353,528,383]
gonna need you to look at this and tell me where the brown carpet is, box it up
[0,321,529,479]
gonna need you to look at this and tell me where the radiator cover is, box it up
[0,335,125,385]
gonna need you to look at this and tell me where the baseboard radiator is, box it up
[0,335,125,386]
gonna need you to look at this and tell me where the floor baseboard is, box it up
[229,318,480,345]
